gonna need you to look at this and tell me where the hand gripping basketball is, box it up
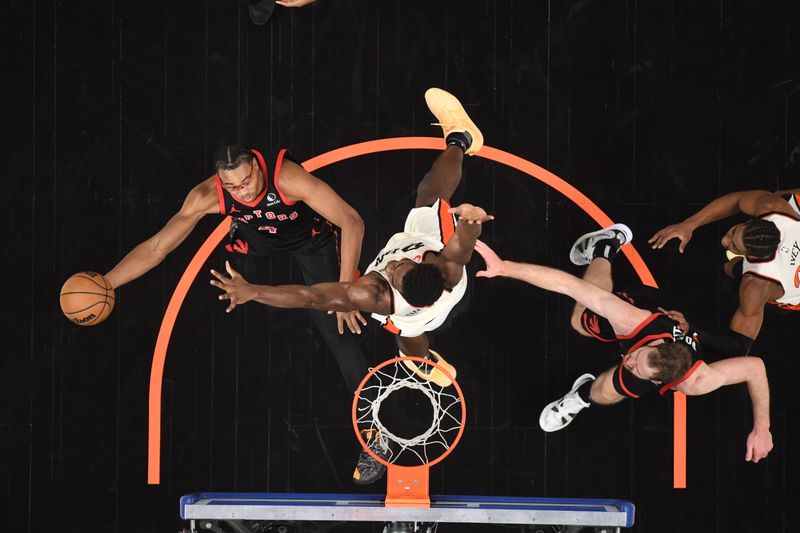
[60,271,116,326]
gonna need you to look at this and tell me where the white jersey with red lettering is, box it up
[743,210,800,307]
[365,199,467,338]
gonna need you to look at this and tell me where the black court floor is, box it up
[5,1,800,532]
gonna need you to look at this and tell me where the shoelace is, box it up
[366,433,389,454]
[556,395,586,413]
[430,108,463,127]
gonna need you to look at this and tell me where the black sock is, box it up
[576,379,594,404]
[446,131,472,152]
[592,237,621,262]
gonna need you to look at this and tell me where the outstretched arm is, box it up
[104,180,218,289]
[279,160,364,284]
[210,261,383,314]
[676,358,772,463]
[474,240,651,335]
[278,159,367,333]
[648,190,791,252]
[438,203,494,265]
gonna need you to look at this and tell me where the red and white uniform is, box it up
[366,199,467,338]
[743,203,800,309]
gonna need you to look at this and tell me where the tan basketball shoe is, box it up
[400,348,457,388]
[424,88,484,155]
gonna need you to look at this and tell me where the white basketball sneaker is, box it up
[569,223,633,266]
[539,373,595,432]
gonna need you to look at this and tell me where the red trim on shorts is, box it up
[659,360,704,396]
[272,149,294,206]
[627,333,674,354]
[616,365,640,399]
[438,198,455,244]
[581,312,615,342]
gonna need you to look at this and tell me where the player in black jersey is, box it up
[474,226,773,464]
[103,144,389,483]
[209,89,492,366]
[105,146,368,335]
[208,89,491,483]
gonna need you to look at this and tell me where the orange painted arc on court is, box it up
[147,136,687,488]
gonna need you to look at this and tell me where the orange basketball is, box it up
[60,272,116,326]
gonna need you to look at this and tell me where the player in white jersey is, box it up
[210,87,492,368]
[364,200,469,339]
[209,88,491,484]
[649,188,800,352]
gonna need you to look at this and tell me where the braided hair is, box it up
[213,144,254,171]
[742,218,780,259]
[401,263,445,307]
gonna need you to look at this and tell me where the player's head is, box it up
[624,343,692,383]
[721,219,780,260]
[386,260,444,307]
[213,145,264,202]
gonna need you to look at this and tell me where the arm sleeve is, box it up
[694,326,754,358]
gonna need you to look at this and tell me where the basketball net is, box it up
[353,355,465,507]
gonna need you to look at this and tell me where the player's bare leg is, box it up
[570,258,613,336]
[415,146,465,207]
[543,224,634,431]
[567,224,633,335]
[416,88,483,207]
